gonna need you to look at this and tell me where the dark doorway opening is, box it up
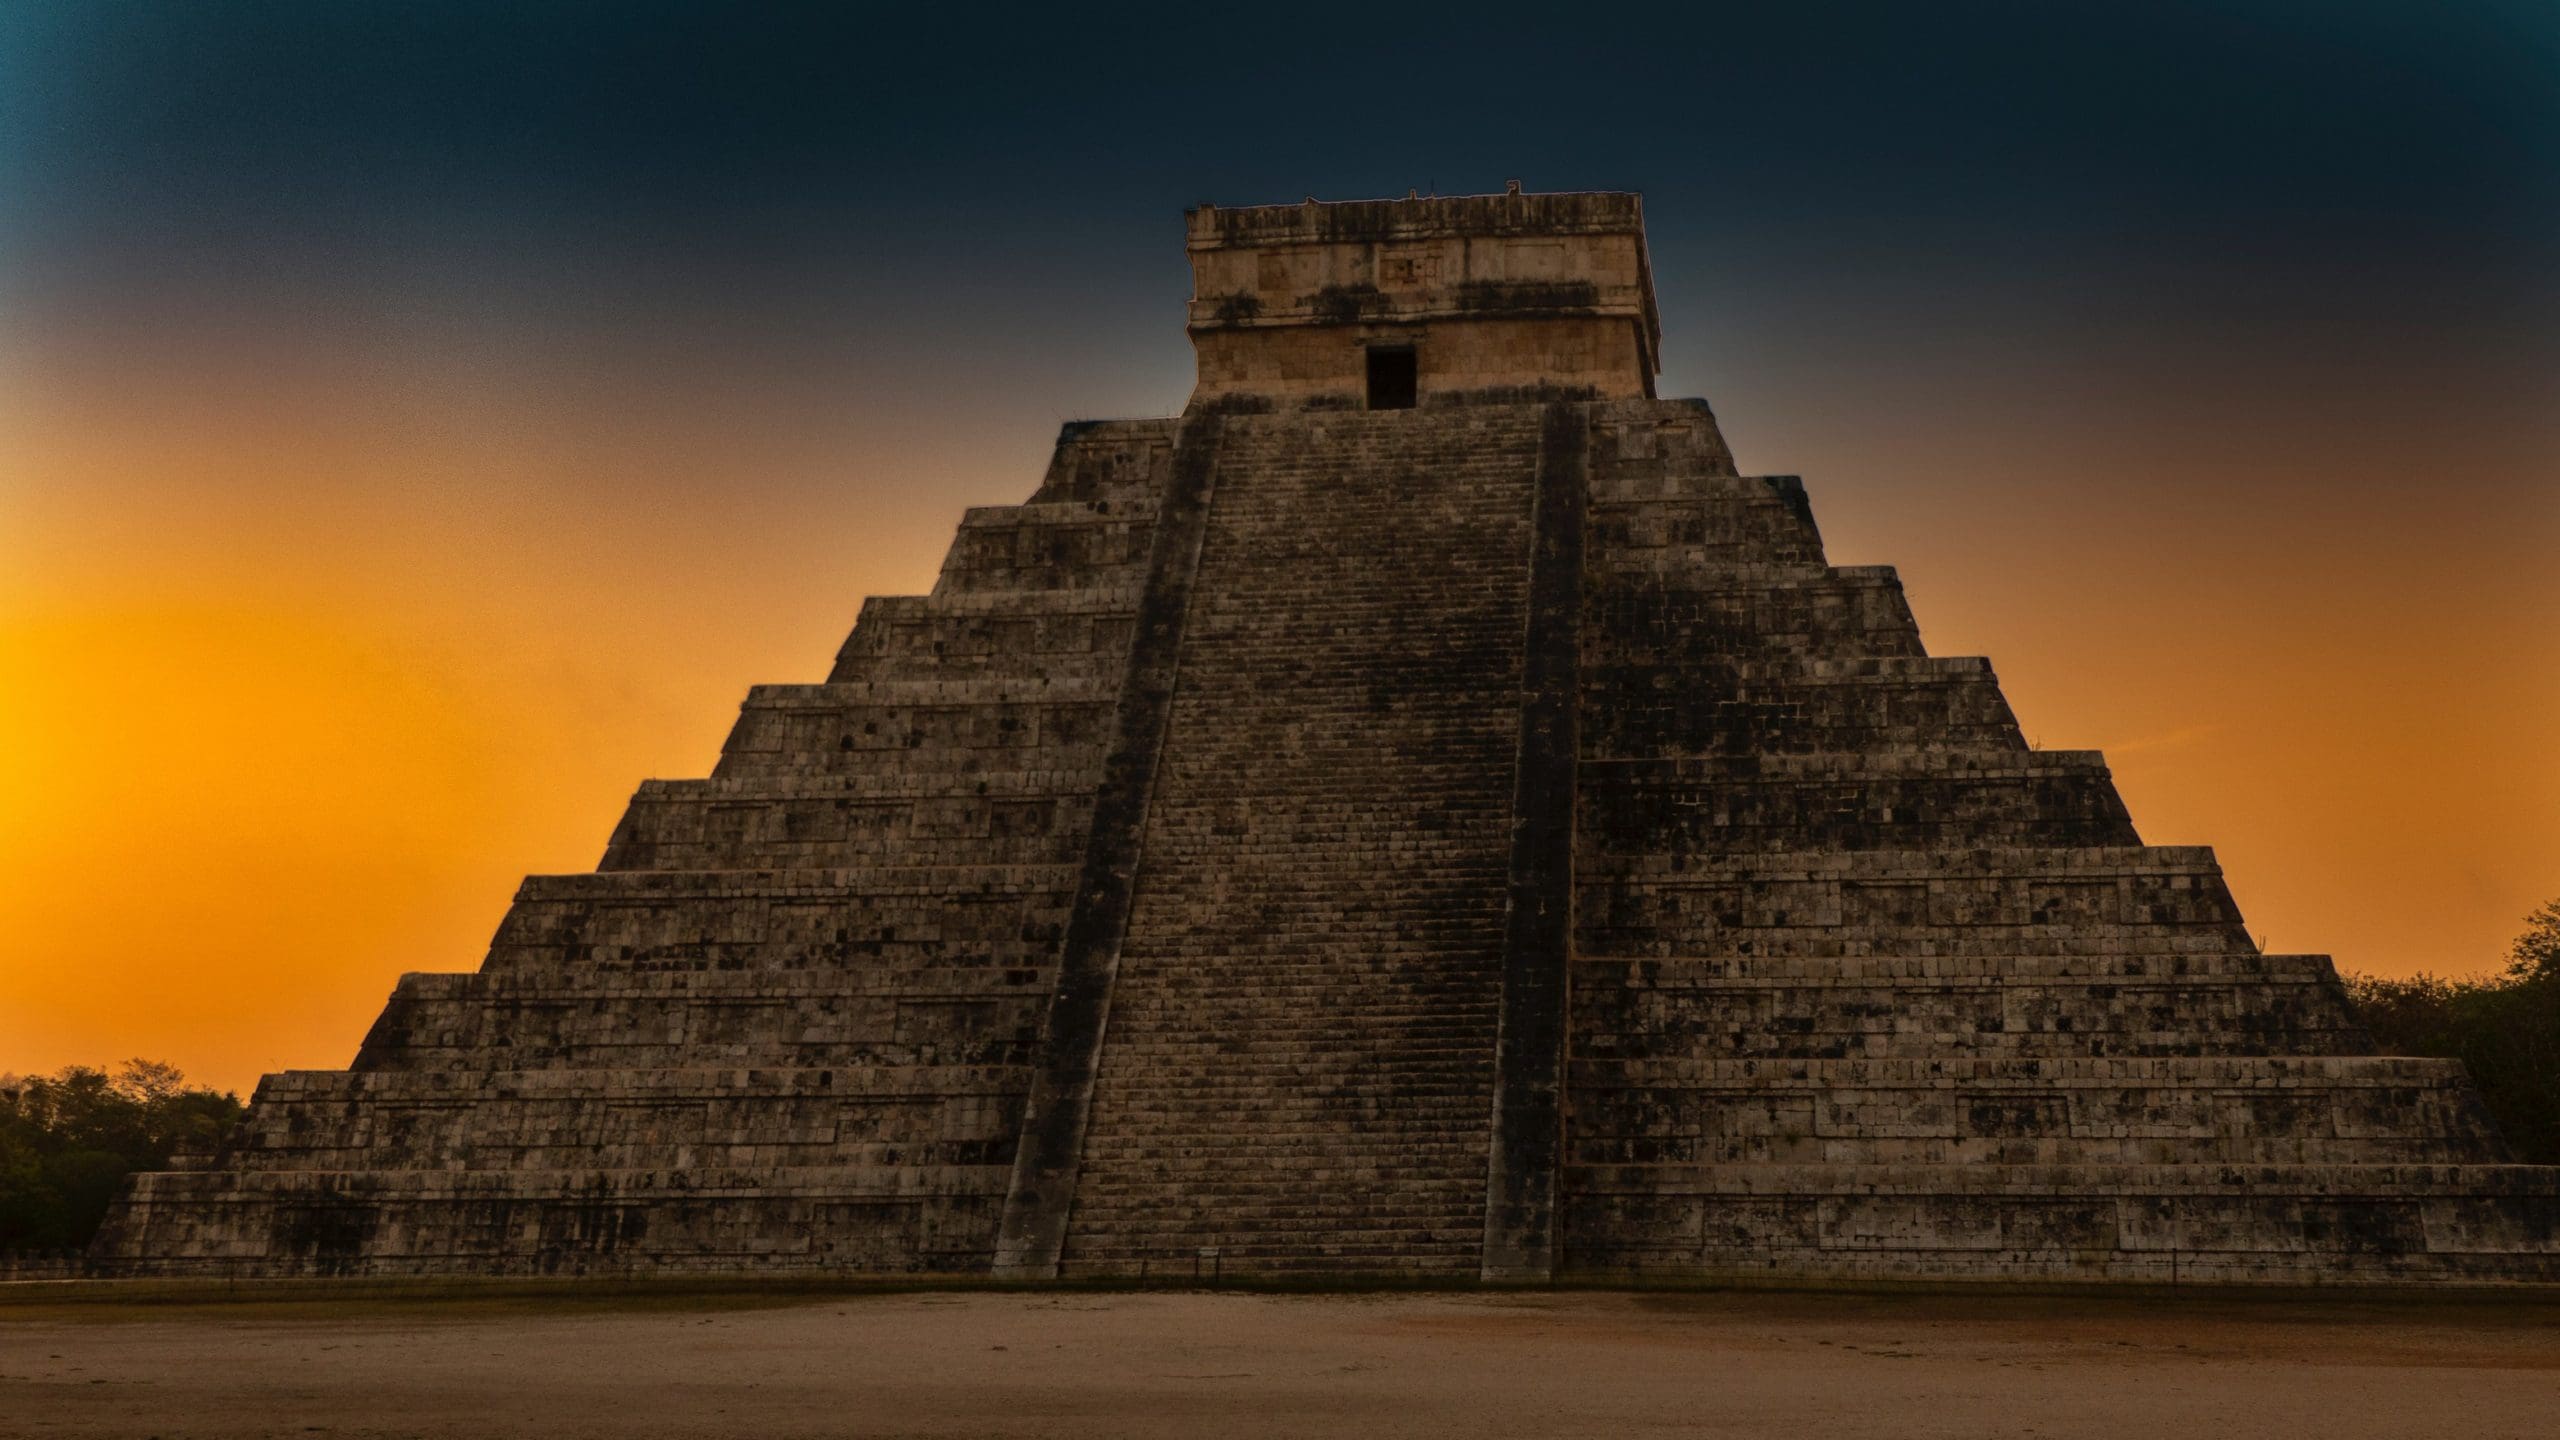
[1366,347,1418,410]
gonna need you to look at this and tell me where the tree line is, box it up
[0,1060,245,1252]
[2344,899,2560,1166]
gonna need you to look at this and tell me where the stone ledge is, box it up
[1566,1161,2560,1197]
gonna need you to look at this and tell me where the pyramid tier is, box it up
[215,1066,1024,1172]
[826,592,1142,685]
[1583,655,2028,757]
[357,967,1051,1072]
[410,869,1075,1008]
[1576,845,2255,957]
[1580,750,2139,855]
[1586,565,1927,663]
[603,773,1102,872]
[1573,951,2367,1060]
[1562,1162,2560,1284]
[100,1165,1004,1277]
[1566,1054,2506,1166]
[712,678,1120,780]
[925,499,1160,596]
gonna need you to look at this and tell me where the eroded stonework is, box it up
[92,190,2560,1284]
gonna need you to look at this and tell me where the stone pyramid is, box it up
[95,189,2560,1284]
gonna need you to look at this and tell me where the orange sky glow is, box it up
[4,277,2553,1098]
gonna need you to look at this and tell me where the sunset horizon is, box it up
[5,6,2555,1093]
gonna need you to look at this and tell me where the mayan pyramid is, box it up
[94,188,2560,1284]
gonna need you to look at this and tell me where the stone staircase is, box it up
[1059,409,1551,1277]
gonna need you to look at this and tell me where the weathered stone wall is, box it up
[1189,316,1649,410]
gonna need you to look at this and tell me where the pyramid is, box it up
[94,189,2560,1284]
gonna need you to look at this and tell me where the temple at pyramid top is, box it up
[1185,185,1661,409]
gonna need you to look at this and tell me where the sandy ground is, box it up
[2,1286,2557,1439]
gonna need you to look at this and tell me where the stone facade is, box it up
[1185,187,1657,408]
[90,189,2560,1284]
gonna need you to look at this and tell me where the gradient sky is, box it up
[4,2,2555,1094]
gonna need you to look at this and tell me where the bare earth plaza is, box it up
[6,1287,2559,1439]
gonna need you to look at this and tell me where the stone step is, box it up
[474,935,1069,985]
[1560,1162,2560,1284]
[602,809,1094,873]
[116,1162,1021,1201]
[1100,1007,1499,1024]
[1083,1099,1490,1121]
[1586,749,2113,783]
[220,1065,1034,1173]
[842,584,1145,623]
[629,770,1105,802]
[471,867,1077,984]
[1579,748,2137,855]
[367,1040,1034,1073]
[354,977,1049,1073]
[1586,838,2226,880]
[1581,655,2025,758]
[714,678,1118,777]
[1575,951,2340,983]
[1571,1132,2494,1168]
[1565,1159,2560,1198]
[604,772,1103,872]
[1572,1028,2363,1063]
[951,498,1161,527]
[92,1164,1017,1278]
[1584,565,1925,662]
[1584,472,1797,508]
[1567,1056,2514,1160]
[1066,1220,1484,1246]
[1572,946,2365,1060]
[1076,1141,1491,1166]
[1574,1054,2473,1087]
[1577,845,2249,958]
[738,677,1119,706]
[833,593,1141,669]
[387,970,1055,1003]
[256,1065,1027,1102]
[1059,1250,1479,1277]
[1092,1036,1496,1054]
[936,530,1157,591]
[716,744,1113,781]
[1024,418,1177,507]
[1064,1202,1487,1230]
[512,865,1082,901]
[829,649,1128,686]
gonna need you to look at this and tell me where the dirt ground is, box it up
[2,1285,2556,1438]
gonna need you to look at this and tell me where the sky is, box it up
[2,2,2555,1095]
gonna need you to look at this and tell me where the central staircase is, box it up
[1062,410,1550,1276]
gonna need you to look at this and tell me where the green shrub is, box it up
[0,1060,245,1250]
[2345,901,2560,1165]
